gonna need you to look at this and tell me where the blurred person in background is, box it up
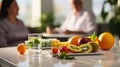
[0,0,28,47]
[46,0,97,35]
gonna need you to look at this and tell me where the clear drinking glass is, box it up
[28,33,42,56]
[114,35,120,54]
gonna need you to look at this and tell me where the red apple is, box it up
[78,37,91,45]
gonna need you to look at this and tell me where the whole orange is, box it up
[17,43,27,54]
[68,35,81,46]
[98,32,114,50]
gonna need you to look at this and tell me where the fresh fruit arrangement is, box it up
[17,32,114,58]
[51,32,114,55]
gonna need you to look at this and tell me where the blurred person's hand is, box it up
[63,30,86,34]
[46,26,53,34]
[46,26,58,34]
[63,30,71,34]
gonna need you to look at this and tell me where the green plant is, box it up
[109,6,120,38]
[101,0,120,38]
[101,0,118,21]
[40,12,55,32]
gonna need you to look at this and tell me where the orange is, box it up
[68,35,81,46]
[98,32,114,50]
[17,43,27,54]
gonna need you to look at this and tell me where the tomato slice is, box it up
[60,46,69,53]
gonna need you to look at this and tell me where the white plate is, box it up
[52,52,103,57]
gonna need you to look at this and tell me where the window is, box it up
[92,0,111,22]
[17,0,41,27]
[92,0,104,16]
[53,0,71,25]
[0,0,41,27]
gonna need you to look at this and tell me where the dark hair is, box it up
[73,0,83,10]
[0,0,15,19]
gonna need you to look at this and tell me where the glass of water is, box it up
[28,33,42,56]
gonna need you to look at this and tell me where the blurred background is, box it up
[0,0,120,37]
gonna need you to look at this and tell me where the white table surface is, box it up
[0,47,120,67]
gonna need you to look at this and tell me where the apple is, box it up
[60,46,69,53]
[78,37,91,45]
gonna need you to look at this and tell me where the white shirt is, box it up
[55,9,97,35]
